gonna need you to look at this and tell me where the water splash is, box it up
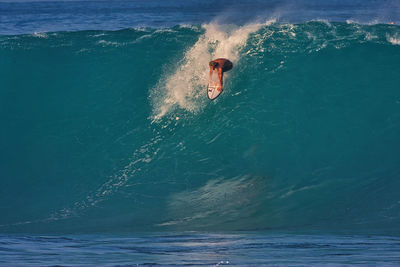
[150,22,272,120]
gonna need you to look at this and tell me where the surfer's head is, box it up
[209,61,219,70]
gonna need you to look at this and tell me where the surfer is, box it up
[209,58,233,92]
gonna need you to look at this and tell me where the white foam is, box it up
[97,39,120,47]
[387,34,400,45]
[346,19,383,25]
[91,33,106,37]
[364,32,378,41]
[32,32,48,38]
[311,19,332,27]
[150,22,268,120]
[346,19,357,25]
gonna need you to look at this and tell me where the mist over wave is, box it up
[1,21,400,233]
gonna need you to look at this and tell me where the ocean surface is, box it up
[1,0,400,265]
[1,233,400,266]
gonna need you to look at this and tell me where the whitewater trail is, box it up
[150,22,274,120]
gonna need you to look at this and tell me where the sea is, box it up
[1,0,400,266]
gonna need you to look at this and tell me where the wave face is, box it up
[1,22,400,233]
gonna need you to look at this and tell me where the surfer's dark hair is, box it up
[209,61,219,68]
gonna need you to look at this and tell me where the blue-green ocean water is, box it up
[1,1,400,265]
[1,21,400,235]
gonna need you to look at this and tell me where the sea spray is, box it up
[150,22,272,120]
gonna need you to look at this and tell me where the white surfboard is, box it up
[207,70,222,100]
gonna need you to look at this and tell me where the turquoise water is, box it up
[1,22,400,235]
